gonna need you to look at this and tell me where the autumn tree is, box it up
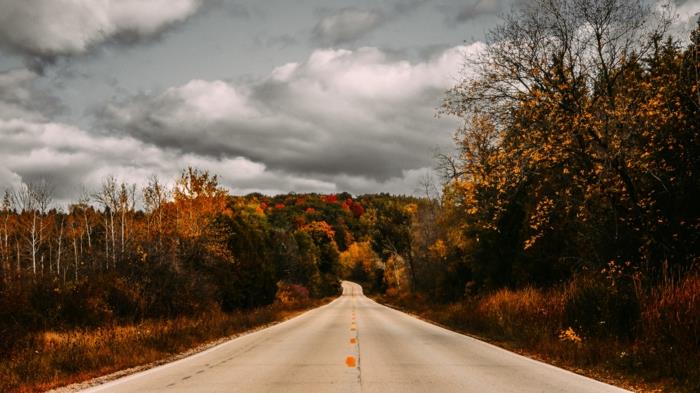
[339,241,381,288]
[299,220,341,295]
[441,0,698,287]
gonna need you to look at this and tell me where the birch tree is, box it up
[12,182,53,276]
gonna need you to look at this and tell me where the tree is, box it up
[173,167,227,240]
[1,191,13,281]
[339,241,380,286]
[12,181,53,276]
[441,0,699,288]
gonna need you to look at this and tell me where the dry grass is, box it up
[0,299,326,393]
[377,275,700,392]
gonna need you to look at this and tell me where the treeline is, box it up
[0,167,425,356]
[429,0,700,307]
[0,165,435,392]
[391,13,700,299]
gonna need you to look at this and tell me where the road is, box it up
[80,281,630,393]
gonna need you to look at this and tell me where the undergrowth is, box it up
[378,275,700,392]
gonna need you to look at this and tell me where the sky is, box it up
[0,0,698,205]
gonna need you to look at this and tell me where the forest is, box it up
[0,167,427,391]
[1,0,699,391]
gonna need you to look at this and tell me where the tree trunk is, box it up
[31,212,37,275]
[104,216,109,270]
[73,237,78,281]
[57,216,64,278]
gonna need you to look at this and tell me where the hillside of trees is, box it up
[0,170,412,348]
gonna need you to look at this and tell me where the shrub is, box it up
[563,277,639,340]
[642,275,700,349]
[475,287,560,343]
[275,282,310,304]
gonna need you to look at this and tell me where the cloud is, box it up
[255,34,299,49]
[100,44,481,187]
[438,0,519,25]
[0,116,342,205]
[312,7,386,46]
[0,68,64,121]
[0,0,203,70]
[0,67,336,203]
[392,0,431,15]
[455,0,501,22]
[1,43,480,201]
[332,167,440,196]
[672,0,700,24]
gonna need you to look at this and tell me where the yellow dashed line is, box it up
[345,356,356,367]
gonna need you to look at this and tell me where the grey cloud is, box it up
[0,44,470,200]
[220,1,251,18]
[392,0,432,15]
[96,45,472,186]
[0,0,203,72]
[0,68,65,120]
[254,34,300,49]
[437,0,514,25]
[456,0,501,22]
[0,115,342,203]
[312,7,386,46]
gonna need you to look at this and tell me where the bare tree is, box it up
[94,177,118,269]
[118,182,136,257]
[94,177,136,269]
[55,211,64,280]
[12,181,53,276]
[78,189,92,250]
[143,175,170,254]
[1,190,12,281]
[445,0,671,122]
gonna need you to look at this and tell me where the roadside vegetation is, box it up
[0,296,324,393]
[367,1,700,391]
[377,275,700,392]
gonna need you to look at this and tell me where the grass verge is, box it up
[374,276,700,393]
[0,299,329,393]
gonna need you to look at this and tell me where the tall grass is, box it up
[379,274,700,392]
[0,299,325,393]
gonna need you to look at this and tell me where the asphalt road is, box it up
[80,281,630,393]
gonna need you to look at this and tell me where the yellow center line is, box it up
[345,356,356,367]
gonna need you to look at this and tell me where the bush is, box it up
[275,282,310,304]
[563,277,640,340]
[640,274,700,389]
[642,275,700,349]
[475,287,561,344]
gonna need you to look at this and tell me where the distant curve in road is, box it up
[79,281,630,393]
